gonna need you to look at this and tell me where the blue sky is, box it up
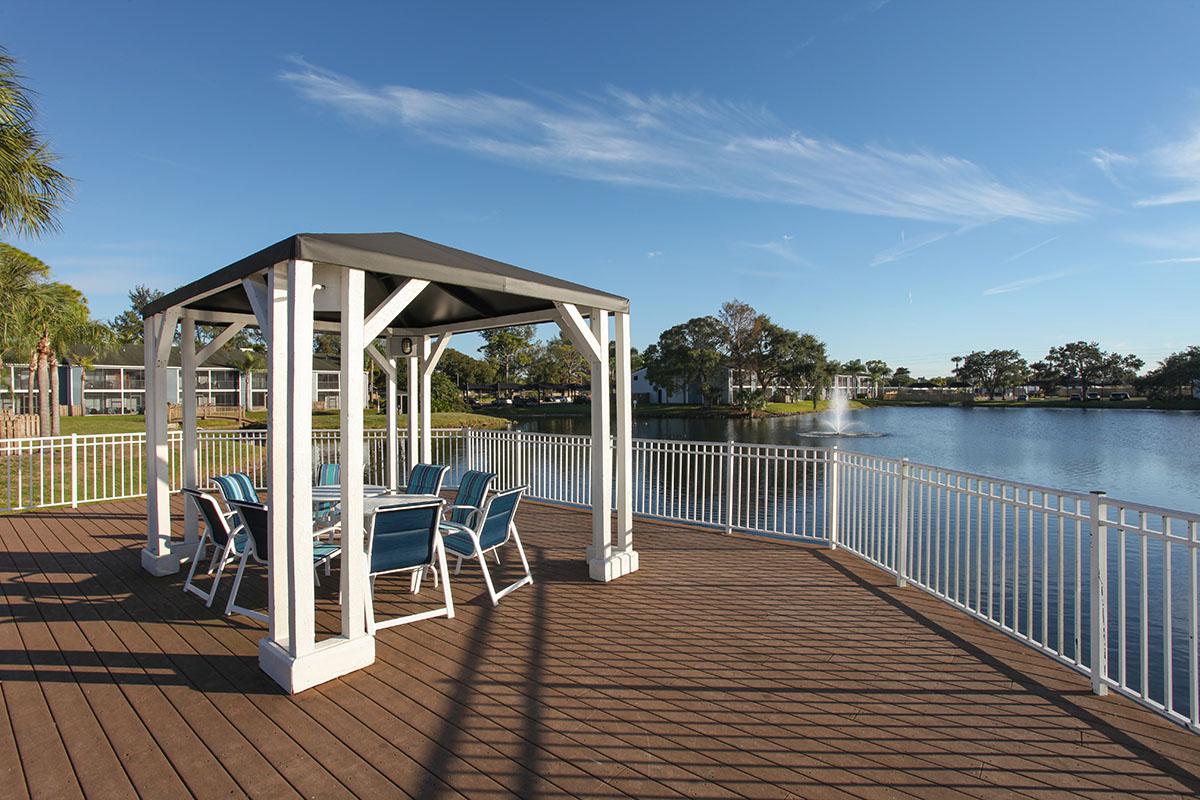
[7,1,1200,375]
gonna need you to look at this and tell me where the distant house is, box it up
[1,344,358,415]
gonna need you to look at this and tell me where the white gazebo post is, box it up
[142,308,180,576]
[180,315,199,550]
[338,267,368,641]
[385,354,398,491]
[406,346,420,474]
[259,260,375,693]
[587,308,614,578]
[419,335,432,463]
[612,311,639,575]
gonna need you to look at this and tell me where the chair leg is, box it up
[493,549,501,565]
[436,544,454,620]
[476,547,500,607]
[365,575,376,634]
[454,555,463,575]
[182,532,210,599]
[224,548,252,617]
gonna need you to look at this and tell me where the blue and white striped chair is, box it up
[438,486,531,606]
[405,463,449,496]
[314,463,341,519]
[211,472,260,534]
[416,470,496,591]
[365,500,454,631]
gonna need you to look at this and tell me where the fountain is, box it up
[797,389,884,439]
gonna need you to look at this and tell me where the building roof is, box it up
[141,232,629,333]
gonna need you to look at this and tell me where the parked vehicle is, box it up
[1086,392,1101,400]
[1068,394,1083,402]
[1110,392,1130,401]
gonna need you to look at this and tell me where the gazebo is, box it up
[140,232,639,692]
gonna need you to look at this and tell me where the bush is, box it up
[430,373,468,412]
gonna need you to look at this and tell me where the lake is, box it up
[519,406,1200,513]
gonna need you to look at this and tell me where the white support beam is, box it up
[386,357,399,492]
[419,336,433,464]
[363,279,429,342]
[154,308,180,367]
[141,313,177,575]
[612,311,639,579]
[554,302,602,364]
[390,308,563,338]
[195,320,246,365]
[422,331,453,372]
[406,353,419,474]
[184,308,342,333]
[338,267,369,641]
[365,343,395,379]
[285,260,316,659]
[265,263,291,647]
[586,309,614,581]
[181,316,199,548]
[243,276,271,338]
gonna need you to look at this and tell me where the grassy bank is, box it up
[56,410,510,436]
[861,397,1200,411]
[479,398,862,420]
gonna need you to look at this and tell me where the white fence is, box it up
[1,427,1197,733]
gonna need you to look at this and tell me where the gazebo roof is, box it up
[142,232,628,334]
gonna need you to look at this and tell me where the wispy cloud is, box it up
[1002,234,1061,263]
[983,269,1074,296]
[1139,255,1200,265]
[735,267,792,279]
[871,222,980,266]
[281,58,1087,224]
[1087,148,1133,186]
[646,250,663,258]
[1134,125,1200,207]
[743,234,814,267]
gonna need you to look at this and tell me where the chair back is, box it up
[183,488,234,547]
[367,501,444,575]
[315,463,341,486]
[229,500,269,562]
[450,470,495,524]
[213,472,260,504]
[406,463,449,496]
[478,486,524,551]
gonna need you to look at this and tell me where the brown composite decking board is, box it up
[0,500,1197,799]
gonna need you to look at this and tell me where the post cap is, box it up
[1090,490,1107,496]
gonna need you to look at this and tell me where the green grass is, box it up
[56,410,510,436]
[763,399,863,415]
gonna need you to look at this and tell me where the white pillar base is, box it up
[140,541,191,576]
[259,634,375,694]
[588,547,640,582]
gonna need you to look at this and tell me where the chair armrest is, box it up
[443,504,483,526]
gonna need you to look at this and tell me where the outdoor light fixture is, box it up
[387,335,415,357]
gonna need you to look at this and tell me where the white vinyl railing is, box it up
[1,427,1196,733]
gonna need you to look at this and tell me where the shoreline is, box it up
[860,398,1200,412]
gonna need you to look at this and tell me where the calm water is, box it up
[520,406,1200,512]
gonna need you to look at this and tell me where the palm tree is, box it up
[0,48,71,237]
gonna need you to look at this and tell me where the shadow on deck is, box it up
[1,498,1198,799]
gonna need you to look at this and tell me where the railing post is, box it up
[1089,490,1109,696]
[828,446,840,550]
[462,426,472,472]
[896,458,910,587]
[724,440,735,534]
[70,433,78,509]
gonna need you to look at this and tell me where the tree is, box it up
[531,334,589,388]
[1,249,109,432]
[718,299,761,388]
[891,367,915,387]
[1139,346,1200,399]
[953,349,1028,399]
[438,348,496,394]
[109,285,165,344]
[480,325,536,385]
[643,316,725,406]
[864,359,891,389]
[751,322,827,403]
[0,48,71,237]
[1043,341,1140,399]
[429,372,468,412]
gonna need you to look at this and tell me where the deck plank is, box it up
[0,498,1198,800]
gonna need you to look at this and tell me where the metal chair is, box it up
[405,463,449,496]
[181,488,248,607]
[437,486,532,606]
[224,500,341,623]
[365,500,454,631]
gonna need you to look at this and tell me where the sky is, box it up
[6,1,1200,376]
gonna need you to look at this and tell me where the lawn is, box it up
[58,410,510,436]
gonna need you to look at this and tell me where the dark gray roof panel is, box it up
[142,233,629,328]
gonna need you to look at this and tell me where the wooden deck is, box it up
[2,498,1199,800]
